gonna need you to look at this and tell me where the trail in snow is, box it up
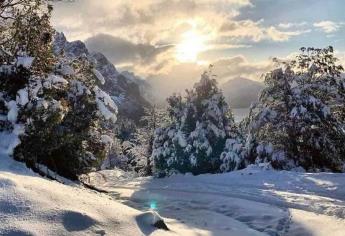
[84,167,345,236]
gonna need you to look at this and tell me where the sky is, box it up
[51,0,345,89]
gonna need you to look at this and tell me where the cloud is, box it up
[147,55,273,102]
[278,22,308,29]
[211,55,273,82]
[314,21,344,33]
[51,0,256,76]
[265,27,311,42]
[147,63,205,99]
[52,0,251,42]
[51,1,264,77]
[219,20,310,42]
[85,34,173,65]
[51,0,343,85]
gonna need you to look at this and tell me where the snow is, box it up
[136,211,168,234]
[1,111,345,236]
[43,74,69,89]
[232,108,249,123]
[176,130,187,147]
[0,125,24,155]
[58,64,75,76]
[16,88,29,106]
[94,86,118,123]
[70,80,91,96]
[6,100,18,123]
[0,128,198,236]
[84,167,345,236]
[0,156,140,235]
[101,134,113,145]
[16,56,34,69]
[92,68,106,85]
[0,65,14,74]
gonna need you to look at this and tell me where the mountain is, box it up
[120,71,156,104]
[221,77,264,108]
[53,33,151,121]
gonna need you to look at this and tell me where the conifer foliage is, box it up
[0,0,117,179]
[152,67,243,176]
[246,47,345,172]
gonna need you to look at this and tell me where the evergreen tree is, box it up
[137,105,164,175]
[1,1,118,179]
[1,0,54,73]
[246,47,345,172]
[152,67,243,176]
[107,106,168,176]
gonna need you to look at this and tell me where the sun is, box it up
[175,30,207,63]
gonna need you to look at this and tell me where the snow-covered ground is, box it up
[1,128,345,236]
[0,130,197,236]
[84,167,345,236]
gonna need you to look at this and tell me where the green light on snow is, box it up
[150,201,157,210]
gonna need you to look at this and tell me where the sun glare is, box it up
[175,30,207,63]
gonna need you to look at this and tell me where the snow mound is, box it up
[136,211,169,235]
[0,155,141,235]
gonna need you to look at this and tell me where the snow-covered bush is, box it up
[152,68,244,176]
[246,47,345,172]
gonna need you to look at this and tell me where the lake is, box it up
[233,108,250,123]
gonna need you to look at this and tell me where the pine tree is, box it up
[137,105,167,175]
[246,47,345,172]
[152,67,243,176]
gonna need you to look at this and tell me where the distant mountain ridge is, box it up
[53,33,151,121]
[221,77,264,108]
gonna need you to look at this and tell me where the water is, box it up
[233,108,250,123]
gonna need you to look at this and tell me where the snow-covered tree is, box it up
[0,1,118,179]
[152,68,243,176]
[1,0,55,73]
[246,47,345,172]
[105,106,168,176]
[14,55,118,179]
[136,105,166,175]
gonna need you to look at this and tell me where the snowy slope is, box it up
[0,131,198,236]
[85,167,345,236]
